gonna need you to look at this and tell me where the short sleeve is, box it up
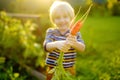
[76,32,84,44]
[43,28,54,51]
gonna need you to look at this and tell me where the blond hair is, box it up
[49,1,75,25]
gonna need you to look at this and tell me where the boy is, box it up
[43,1,85,80]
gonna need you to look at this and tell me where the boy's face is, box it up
[53,9,71,29]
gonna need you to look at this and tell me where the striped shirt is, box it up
[43,28,84,68]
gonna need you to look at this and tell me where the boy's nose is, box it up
[60,17,65,22]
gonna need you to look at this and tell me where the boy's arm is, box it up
[46,41,70,52]
[71,41,85,52]
[45,42,56,52]
[66,34,85,52]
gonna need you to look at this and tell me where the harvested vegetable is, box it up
[70,4,93,36]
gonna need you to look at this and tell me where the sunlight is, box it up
[20,0,56,13]
[34,0,55,5]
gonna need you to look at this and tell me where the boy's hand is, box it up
[66,34,77,48]
[54,41,70,52]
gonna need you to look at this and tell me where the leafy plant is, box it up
[51,52,74,80]
[0,11,45,79]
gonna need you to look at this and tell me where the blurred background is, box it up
[0,0,120,80]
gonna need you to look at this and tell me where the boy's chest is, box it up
[52,35,66,41]
[51,30,69,41]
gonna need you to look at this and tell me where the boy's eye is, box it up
[55,15,68,19]
[64,15,67,18]
[55,16,60,19]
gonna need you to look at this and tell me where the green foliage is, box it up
[0,57,5,64]
[0,58,26,80]
[112,2,120,16]
[0,11,45,79]
[51,52,74,80]
[0,58,38,80]
[0,11,44,66]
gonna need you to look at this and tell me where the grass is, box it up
[82,16,120,50]
[76,16,120,80]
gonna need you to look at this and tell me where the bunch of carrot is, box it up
[51,52,73,80]
[70,4,93,36]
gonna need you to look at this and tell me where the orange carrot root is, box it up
[70,20,82,35]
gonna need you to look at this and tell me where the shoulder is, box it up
[46,28,57,33]
[46,28,55,34]
[46,28,54,32]
[46,28,59,35]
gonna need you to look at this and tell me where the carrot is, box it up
[70,4,93,36]
[70,20,82,35]
[69,6,81,29]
